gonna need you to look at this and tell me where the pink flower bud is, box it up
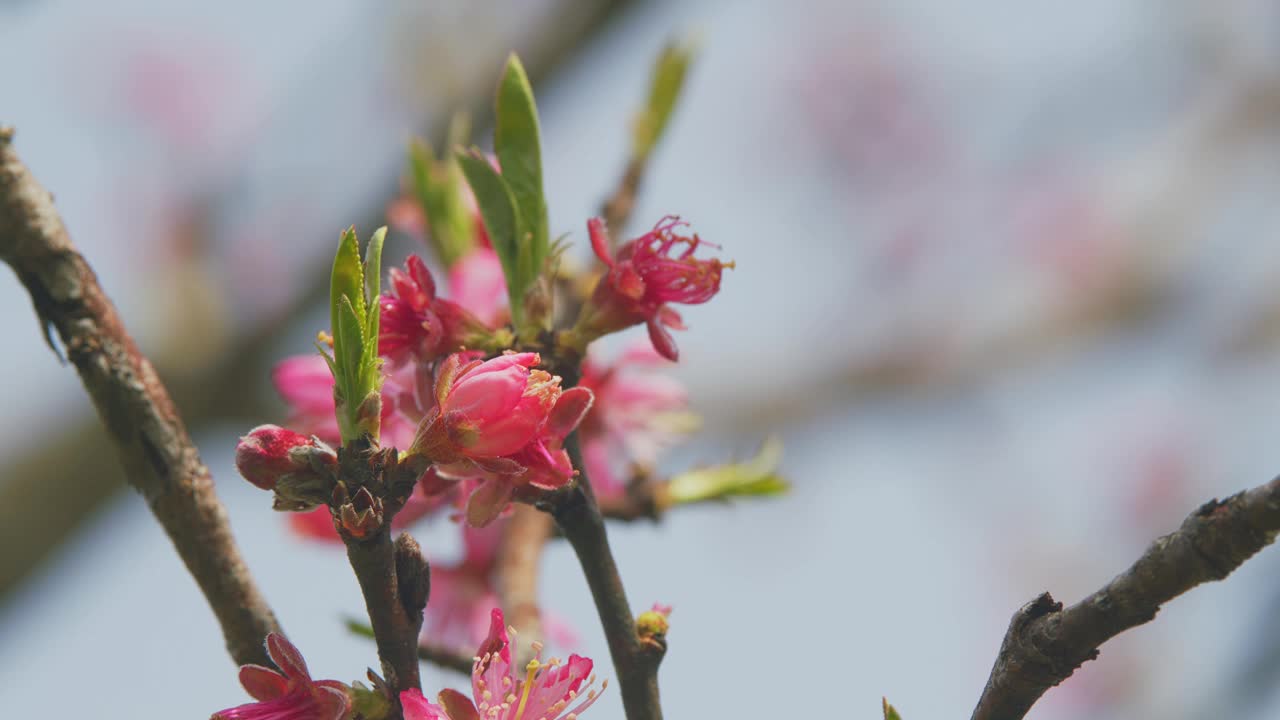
[235,425,331,491]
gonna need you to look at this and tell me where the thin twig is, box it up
[971,475,1280,720]
[346,617,475,676]
[0,127,281,666]
[536,433,665,720]
[601,158,646,241]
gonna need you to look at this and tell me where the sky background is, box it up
[5,1,1280,718]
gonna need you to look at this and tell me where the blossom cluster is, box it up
[213,609,603,720]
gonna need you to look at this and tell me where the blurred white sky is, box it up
[6,0,1280,718]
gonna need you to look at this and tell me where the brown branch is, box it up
[601,157,646,241]
[0,127,280,666]
[971,475,1280,720]
[496,504,554,664]
[334,443,429,719]
[535,433,664,720]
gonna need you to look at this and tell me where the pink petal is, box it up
[587,217,613,266]
[265,633,309,681]
[447,248,508,326]
[400,689,450,720]
[447,360,529,420]
[646,316,680,362]
[237,665,287,702]
[273,355,335,411]
[547,387,594,439]
[465,479,514,528]
[437,689,481,720]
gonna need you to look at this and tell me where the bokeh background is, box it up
[4,0,1280,718]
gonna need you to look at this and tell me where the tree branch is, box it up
[333,443,429,718]
[535,433,665,720]
[496,504,554,664]
[971,475,1280,720]
[601,157,646,240]
[0,127,281,666]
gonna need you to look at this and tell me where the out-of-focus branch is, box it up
[0,128,280,666]
[535,434,664,720]
[496,504,554,664]
[970,475,1280,720]
[0,0,635,601]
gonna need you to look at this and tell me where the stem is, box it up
[543,433,664,720]
[971,475,1280,720]
[345,529,424,698]
[0,127,280,666]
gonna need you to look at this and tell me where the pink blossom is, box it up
[580,216,728,361]
[578,344,696,498]
[211,633,350,720]
[401,608,603,720]
[379,255,494,367]
[414,352,593,526]
[423,520,579,654]
[448,247,509,327]
[273,354,418,450]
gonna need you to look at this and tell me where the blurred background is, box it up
[4,0,1280,717]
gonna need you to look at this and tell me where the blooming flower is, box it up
[576,216,729,361]
[211,633,350,720]
[379,254,497,367]
[412,352,593,526]
[578,344,699,498]
[400,608,603,720]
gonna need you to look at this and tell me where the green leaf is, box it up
[882,698,903,720]
[634,38,696,161]
[330,227,364,353]
[494,54,548,278]
[409,132,475,267]
[324,226,386,445]
[457,148,526,323]
[666,436,790,506]
[363,226,385,334]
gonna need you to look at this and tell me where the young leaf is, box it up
[330,226,364,352]
[457,149,526,323]
[408,135,475,267]
[494,54,549,276]
[882,698,903,720]
[666,436,790,506]
[634,38,696,161]
[363,226,385,329]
